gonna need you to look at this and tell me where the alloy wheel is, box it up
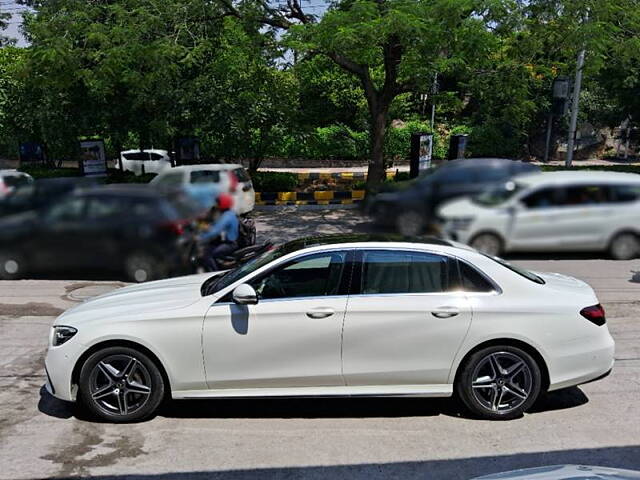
[610,233,639,260]
[88,354,152,416]
[471,351,533,414]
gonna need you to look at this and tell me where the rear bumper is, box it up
[547,329,615,391]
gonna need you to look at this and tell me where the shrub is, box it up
[19,165,157,184]
[251,171,298,191]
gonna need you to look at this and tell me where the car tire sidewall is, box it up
[455,345,542,420]
[124,252,166,283]
[78,346,165,423]
[0,251,27,280]
[609,232,640,260]
[470,233,503,257]
[396,210,425,236]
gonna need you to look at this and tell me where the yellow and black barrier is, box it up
[255,190,366,206]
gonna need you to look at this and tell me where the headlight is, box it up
[52,326,77,346]
[447,217,475,231]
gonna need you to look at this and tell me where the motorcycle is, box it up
[180,215,270,273]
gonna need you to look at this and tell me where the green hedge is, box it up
[251,171,298,192]
[19,165,157,184]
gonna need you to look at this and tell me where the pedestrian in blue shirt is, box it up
[199,193,239,271]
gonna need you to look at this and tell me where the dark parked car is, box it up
[0,185,203,282]
[366,158,539,236]
[0,177,97,217]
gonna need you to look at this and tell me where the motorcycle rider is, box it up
[198,193,239,271]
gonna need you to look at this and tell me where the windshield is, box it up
[473,181,523,207]
[484,254,545,284]
[201,245,285,296]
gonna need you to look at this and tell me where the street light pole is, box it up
[565,47,586,167]
[430,72,437,129]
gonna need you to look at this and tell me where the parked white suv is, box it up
[119,149,172,175]
[439,171,640,259]
[0,170,33,199]
[150,164,255,214]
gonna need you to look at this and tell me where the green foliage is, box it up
[251,171,298,192]
[19,165,156,183]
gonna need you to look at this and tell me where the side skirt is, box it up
[172,384,453,400]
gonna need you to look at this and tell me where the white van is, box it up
[119,149,172,175]
[439,171,640,259]
[150,164,255,214]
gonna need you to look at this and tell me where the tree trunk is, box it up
[366,108,388,192]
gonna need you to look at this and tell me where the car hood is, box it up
[57,272,223,325]
[471,464,640,479]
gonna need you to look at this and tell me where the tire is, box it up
[609,232,640,260]
[396,210,425,236]
[0,251,27,280]
[469,233,503,257]
[455,345,542,420]
[78,346,165,423]
[124,252,166,283]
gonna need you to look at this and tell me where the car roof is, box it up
[162,164,243,172]
[121,149,168,155]
[515,170,640,187]
[276,233,465,256]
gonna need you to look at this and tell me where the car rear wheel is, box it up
[396,211,425,236]
[0,251,27,280]
[124,252,166,283]
[78,346,165,423]
[609,232,640,260]
[470,233,503,256]
[456,345,542,420]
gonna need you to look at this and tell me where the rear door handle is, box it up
[431,307,459,319]
[306,307,335,319]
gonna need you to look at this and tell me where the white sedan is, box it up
[44,235,614,422]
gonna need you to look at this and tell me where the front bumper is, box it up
[44,338,85,402]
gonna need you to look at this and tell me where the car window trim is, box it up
[454,257,503,295]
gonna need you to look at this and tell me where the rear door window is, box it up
[191,170,221,184]
[562,185,610,206]
[457,261,496,292]
[360,250,450,294]
[521,187,563,209]
[610,184,640,203]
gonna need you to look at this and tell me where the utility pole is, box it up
[566,35,587,166]
[430,72,438,130]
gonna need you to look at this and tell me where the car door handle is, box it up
[431,307,459,318]
[306,307,335,319]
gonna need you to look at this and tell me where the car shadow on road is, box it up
[37,384,590,422]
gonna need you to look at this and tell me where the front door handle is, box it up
[431,307,459,319]
[306,307,335,319]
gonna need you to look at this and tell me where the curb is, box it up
[255,203,360,211]
[255,190,365,206]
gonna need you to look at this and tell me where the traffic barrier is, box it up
[255,190,366,206]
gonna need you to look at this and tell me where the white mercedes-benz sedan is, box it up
[44,234,614,422]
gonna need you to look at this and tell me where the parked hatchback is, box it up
[439,170,640,259]
[367,158,539,236]
[150,164,255,214]
[0,185,203,281]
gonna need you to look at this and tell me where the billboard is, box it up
[79,139,108,177]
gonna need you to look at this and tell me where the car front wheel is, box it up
[456,345,542,420]
[609,232,640,260]
[78,346,165,423]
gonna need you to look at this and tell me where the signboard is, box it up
[418,134,433,172]
[409,132,433,178]
[79,139,108,177]
[175,137,200,165]
[19,141,47,165]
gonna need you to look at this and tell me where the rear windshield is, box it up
[3,175,31,188]
[123,152,164,161]
[484,254,545,284]
[233,168,251,183]
[191,170,221,184]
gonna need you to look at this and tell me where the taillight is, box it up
[229,172,238,193]
[580,304,606,326]
[159,221,185,236]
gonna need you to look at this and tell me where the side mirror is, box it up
[232,284,258,305]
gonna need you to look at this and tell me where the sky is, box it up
[2,0,29,46]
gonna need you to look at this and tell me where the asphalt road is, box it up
[1,209,639,479]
